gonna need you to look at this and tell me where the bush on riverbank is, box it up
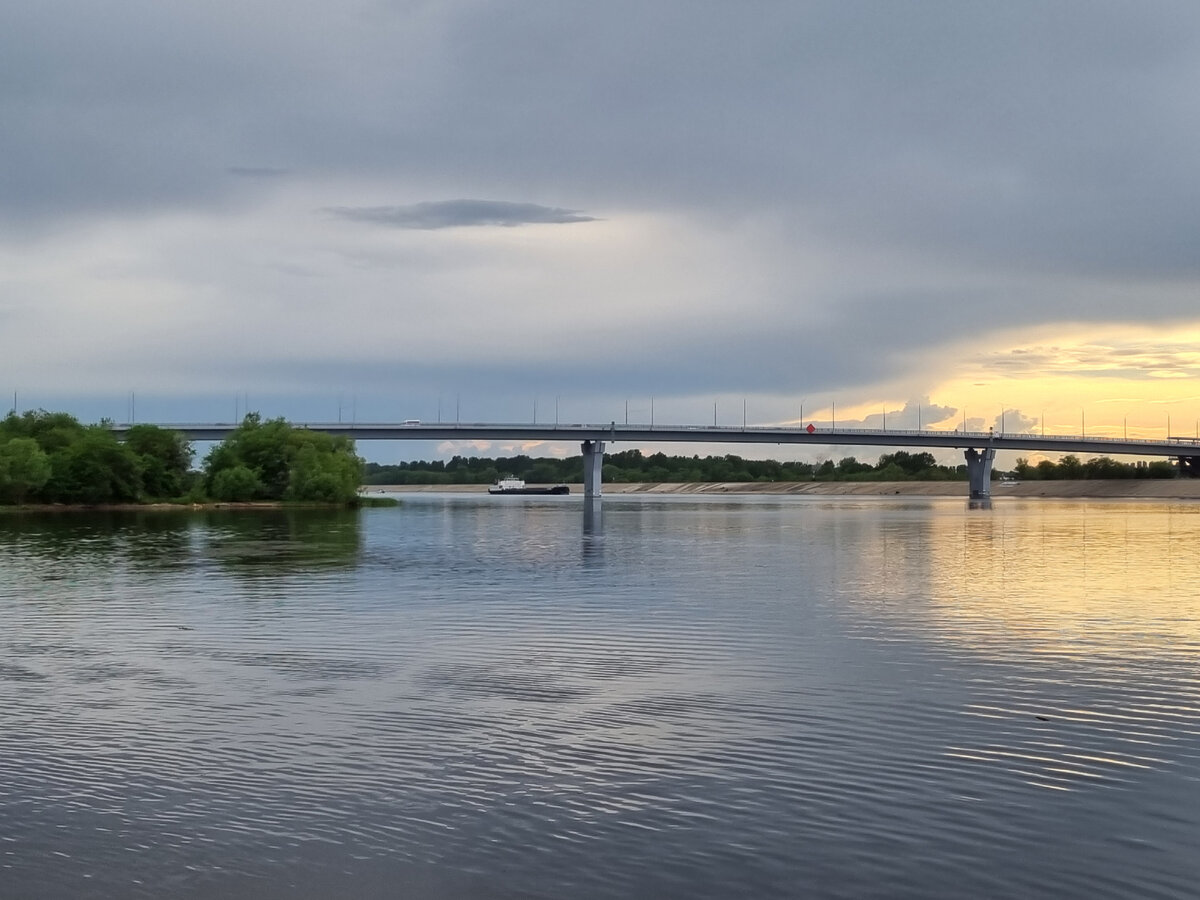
[202,413,363,503]
[0,410,365,506]
[1,411,191,505]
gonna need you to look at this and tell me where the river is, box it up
[2,494,1199,898]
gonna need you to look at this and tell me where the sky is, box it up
[4,1,1200,464]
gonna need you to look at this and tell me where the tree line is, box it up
[0,410,363,506]
[1013,455,1175,480]
[364,448,1183,486]
[364,449,970,485]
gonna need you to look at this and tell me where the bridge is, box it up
[112,421,1200,501]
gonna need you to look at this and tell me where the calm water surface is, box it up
[2,495,1200,898]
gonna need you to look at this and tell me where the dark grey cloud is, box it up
[227,167,290,178]
[6,0,1200,440]
[326,200,596,230]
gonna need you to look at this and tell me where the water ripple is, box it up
[2,498,1200,898]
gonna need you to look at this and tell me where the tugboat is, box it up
[488,476,570,495]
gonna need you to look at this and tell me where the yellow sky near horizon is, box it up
[843,321,1200,442]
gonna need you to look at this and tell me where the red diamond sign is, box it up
[806,423,816,433]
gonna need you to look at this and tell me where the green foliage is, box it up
[286,438,363,502]
[204,413,294,499]
[836,456,873,476]
[877,451,938,476]
[211,465,262,502]
[1,409,86,454]
[0,437,52,504]
[124,424,193,498]
[1010,454,1175,480]
[364,446,1185,486]
[44,427,143,504]
[204,414,364,503]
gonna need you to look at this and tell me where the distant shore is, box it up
[367,480,1200,499]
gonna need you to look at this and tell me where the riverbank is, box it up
[367,480,1200,499]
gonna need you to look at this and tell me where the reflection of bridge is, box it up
[115,421,1200,500]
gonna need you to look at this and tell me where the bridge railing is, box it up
[111,421,1200,450]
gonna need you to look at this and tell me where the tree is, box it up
[286,438,362,502]
[1083,456,1132,479]
[211,465,262,501]
[1014,457,1038,480]
[837,456,874,476]
[44,427,143,504]
[204,415,364,503]
[0,438,52,504]
[1058,455,1084,479]
[124,425,192,498]
[1,409,85,454]
[877,451,937,476]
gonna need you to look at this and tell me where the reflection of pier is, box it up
[111,422,1200,501]
[581,500,602,564]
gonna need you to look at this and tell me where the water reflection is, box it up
[203,508,363,573]
[0,507,364,580]
[3,496,1200,899]
[820,498,1200,796]
[581,500,603,565]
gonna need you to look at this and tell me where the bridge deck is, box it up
[110,422,1200,458]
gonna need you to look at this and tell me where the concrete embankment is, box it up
[368,480,1200,499]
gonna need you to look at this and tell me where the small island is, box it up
[0,410,377,509]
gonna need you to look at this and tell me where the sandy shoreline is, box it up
[368,480,1200,499]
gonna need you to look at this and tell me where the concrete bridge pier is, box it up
[965,447,995,499]
[582,440,605,499]
[1179,456,1200,477]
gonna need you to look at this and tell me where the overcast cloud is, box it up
[327,200,597,229]
[3,0,1200,460]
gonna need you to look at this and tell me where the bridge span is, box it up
[114,421,1200,501]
